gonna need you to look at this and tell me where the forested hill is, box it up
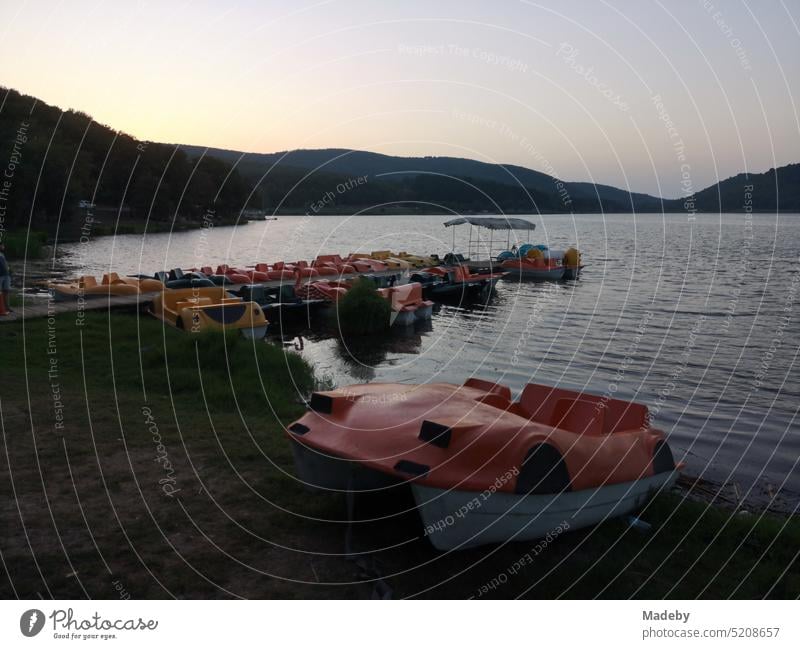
[182,144,800,214]
[0,87,254,232]
[181,145,666,214]
[1,86,796,231]
[671,164,800,213]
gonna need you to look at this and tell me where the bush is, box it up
[334,277,391,335]
[1,230,46,259]
[141,327,315,415]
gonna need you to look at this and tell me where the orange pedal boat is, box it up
[49,273,163,301]
[287,379,680,550]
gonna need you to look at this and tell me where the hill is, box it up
[1,86,797,235]
[182,144,800,214]
[669,164,800,213]
[182,145,667,213]
[0,87,256,235]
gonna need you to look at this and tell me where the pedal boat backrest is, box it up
[517,383,649,434]
[158,287,230,312]
[175,297,214,310]
[462,378,514,410]
[550,398,604,436]
[79,276,99,288]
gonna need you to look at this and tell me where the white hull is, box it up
[391,303,433,327]
[290,440,399,491]
[290,440,678,550]
[392,310,416,327]
[415,303,433,320]
[412,470,679,550]
[508,266,566,280]
[240,324,268,339]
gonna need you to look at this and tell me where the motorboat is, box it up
[148,286,268,339]
[286,378,680,550]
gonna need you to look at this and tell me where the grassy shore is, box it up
[1,230,47,260]
[0,310,798,598]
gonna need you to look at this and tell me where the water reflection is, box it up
[54,212,800,509]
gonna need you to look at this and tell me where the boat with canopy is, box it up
[442,216,583,280]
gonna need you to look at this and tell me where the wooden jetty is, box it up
[0,293,156,324]
[0,268,405,324]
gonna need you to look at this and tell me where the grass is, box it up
[1,230,47,259]
[0,310,798,598]
[7,293,23,307]
[333,277,391,335]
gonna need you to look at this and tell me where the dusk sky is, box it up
[1,0,798,197]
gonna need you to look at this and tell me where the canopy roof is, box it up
[443,216,536,231]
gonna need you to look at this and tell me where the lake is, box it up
[52,212,800,510]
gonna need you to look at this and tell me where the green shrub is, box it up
[141,327,314,415]
[334,277,391,335]
[2,230,46,259]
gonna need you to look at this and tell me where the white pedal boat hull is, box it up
[510,266,566,280]
[413,470,679,550]
[290,440,678,550]
[240,323,269,339]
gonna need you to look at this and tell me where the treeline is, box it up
[237,161,564,213]
[3,87,796,233]
[670,164,800,213]
[0,87,256,233]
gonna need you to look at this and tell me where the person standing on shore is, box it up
[0,243,11,313]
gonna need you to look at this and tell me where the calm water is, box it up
[52,213,800,509]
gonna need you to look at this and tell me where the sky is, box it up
[1,0,798,197]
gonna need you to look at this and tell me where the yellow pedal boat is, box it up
[353,250,411,270]
[149,287,268,339]
[49,273,163,301]
[395,251,438,268]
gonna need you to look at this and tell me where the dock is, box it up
[0,268,406,324]
[0,293,157,324]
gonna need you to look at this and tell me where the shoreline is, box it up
[1,309,797,598]
[7,208,794,249]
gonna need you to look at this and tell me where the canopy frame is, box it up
[444,217,535,261]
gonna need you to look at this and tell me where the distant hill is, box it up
[0,87,256,233]
[182,144,800,214]
[182,145,667,213]
[667,164,800,213]
[1,86,796,232]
